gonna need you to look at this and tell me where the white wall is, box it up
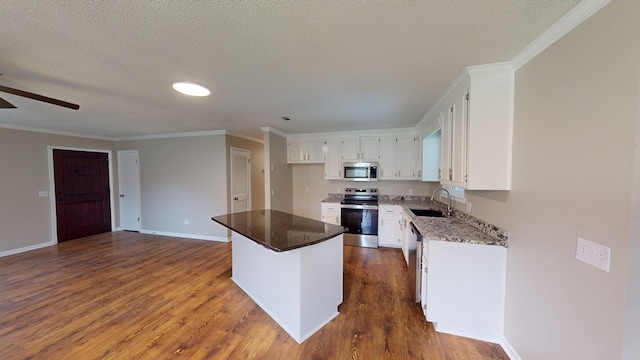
[624,87,640,359]
[264,130,293,213]
[117,135,229,240]
[0,127,115,253]
[461,1,640,358]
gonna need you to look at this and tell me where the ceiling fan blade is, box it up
[0,97,16,108]
[0,85,79,110]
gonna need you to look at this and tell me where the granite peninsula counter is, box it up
[212,210,347,344]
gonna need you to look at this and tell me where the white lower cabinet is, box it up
[424,240,506,343]
[401,215,411,266]
[321,203,341,225]
[378,205,402,248]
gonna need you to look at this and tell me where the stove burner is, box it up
[342,187,379,206]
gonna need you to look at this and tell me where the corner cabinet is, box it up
[288,138,324,164]
[427,65,514,190]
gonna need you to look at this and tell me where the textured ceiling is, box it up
[0,0,581,140]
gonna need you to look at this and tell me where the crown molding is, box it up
[260,126,289,138]
[225,131,264,144]
[418,0,611,130]
[510,0,612,70]
[115,130,226,141]
[0,122,114,141]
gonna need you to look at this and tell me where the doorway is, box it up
[231,147,251,213]
[117,150,141,231]
[52,149,113,242]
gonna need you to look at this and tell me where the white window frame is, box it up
[440,184,466,204]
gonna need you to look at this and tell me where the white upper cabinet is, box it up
[439,110,451,184]
[379,134,420,180]
[324,139,343,180]
[423,65,514,190]
[287,129,423,182]
[379,137,396,180]
[287,138,324,164]
[397,136,416,180]
[343,136,379,162]
[450,82,469,188]
[465,69,514,190]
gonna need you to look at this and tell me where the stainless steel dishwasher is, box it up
[408,222,422,303]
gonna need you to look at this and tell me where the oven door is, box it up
[341,205,378,235]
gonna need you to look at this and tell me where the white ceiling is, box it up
[0,0,582,140]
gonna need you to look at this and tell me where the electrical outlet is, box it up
[271,189,275,197]
[576,237,610,272]
[408,189,414,195]
[183,219,190,225]
[305,186,309,193]
[466,202,472,213]
[38,191,48,197]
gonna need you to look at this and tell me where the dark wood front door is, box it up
[53,149,112,242]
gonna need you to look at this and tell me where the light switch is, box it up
[38,191,48,197]
[576,237,611,272]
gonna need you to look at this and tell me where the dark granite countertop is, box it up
[212,209,348,252]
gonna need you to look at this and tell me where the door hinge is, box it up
[466,92,470,101]
[137,217,140,222]
[248,158,251,163]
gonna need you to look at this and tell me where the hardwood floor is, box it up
[0,232,509,359]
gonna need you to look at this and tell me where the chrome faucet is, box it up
[431,187,452,216]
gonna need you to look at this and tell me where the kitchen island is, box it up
[211,209,347,344]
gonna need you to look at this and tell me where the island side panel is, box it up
[299,234,343,340]
[231,232,303,341]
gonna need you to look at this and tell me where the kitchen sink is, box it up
[409,208,445,217]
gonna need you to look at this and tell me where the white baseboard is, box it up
[433,325,502,345]
[140,229,230,242]
[0,241,54,258]
[501,336,523,360]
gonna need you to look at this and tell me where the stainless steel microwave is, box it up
[343,162,378,181]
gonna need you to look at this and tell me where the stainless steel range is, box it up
[340,188,379,248]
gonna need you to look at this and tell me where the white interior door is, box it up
[231,148,251,213]
[118,150,141,231]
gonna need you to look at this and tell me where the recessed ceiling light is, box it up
[171,81,211,97]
